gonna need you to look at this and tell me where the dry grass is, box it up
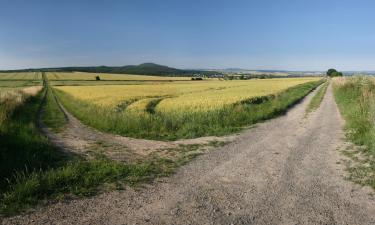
[0,86,43,126]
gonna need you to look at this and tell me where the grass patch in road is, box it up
[333,76,375,189]
[55,80,322,140]
[42,87,67,132]
[306,80,329,114]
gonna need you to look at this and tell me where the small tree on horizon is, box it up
[327,68,343,77]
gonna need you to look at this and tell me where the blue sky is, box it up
[0,0,374,71]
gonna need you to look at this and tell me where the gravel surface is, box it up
[3,84,375,225]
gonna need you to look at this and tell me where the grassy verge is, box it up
[0,90,65,190]
[306,80,329,114]
[333,76,375,188]
[55,80,323,140]
[0,90,66,214]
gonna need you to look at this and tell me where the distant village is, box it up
[192,70,324,80]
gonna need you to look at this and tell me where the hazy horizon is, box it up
[1,0,374,71]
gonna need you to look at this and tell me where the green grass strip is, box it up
[42,87,67,132]
[0,159,158,215]
[306,80,329,114]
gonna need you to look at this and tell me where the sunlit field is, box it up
[47,72,191,81]
[56,78,320,112]
[54,77,322,139]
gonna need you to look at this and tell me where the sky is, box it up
[0,0,374,71]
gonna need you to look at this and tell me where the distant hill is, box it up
[57,63,185,75]
[1,63,221,77]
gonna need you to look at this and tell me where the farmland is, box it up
[0,71,326,216]
[55,78,319,111]
[3,70,375,224]
[53,77,322,139]
[47,72,195,86]
[46,72,191,81]
[0,72,42,88]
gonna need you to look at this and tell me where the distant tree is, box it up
[95,76,101,81]
[327,68,340,77]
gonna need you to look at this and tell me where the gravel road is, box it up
[3,84,375,225]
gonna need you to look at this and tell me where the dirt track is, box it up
[3,84,375,225]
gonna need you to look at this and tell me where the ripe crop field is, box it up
[55,78,319,111]
[54,77,322,139]
[47,72,191,81]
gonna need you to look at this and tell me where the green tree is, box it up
[327,68,337,76]
[327,69,343,77]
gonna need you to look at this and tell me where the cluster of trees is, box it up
[327,68,343,77]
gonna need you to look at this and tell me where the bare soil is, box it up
[3,84,375,225]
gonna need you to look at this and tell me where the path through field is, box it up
[4,84,375,225]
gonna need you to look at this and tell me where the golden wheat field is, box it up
[47,72,191,81]
[55,77,320,113]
